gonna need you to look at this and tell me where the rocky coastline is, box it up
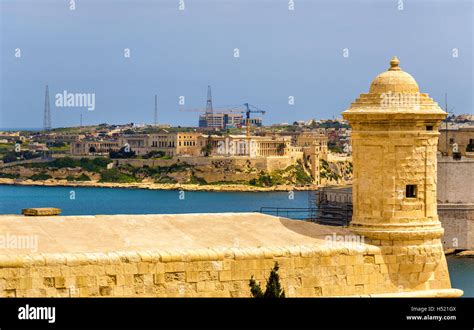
[0,178,321,192]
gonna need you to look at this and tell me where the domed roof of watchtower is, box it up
[369,56,420,94]
[342,56,446,117]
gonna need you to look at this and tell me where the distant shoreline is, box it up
[0,178,322,192]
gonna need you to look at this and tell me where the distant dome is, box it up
[369,56,420,94]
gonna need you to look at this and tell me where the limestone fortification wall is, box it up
[114,156,301,173]
[436,156,474,249]
[112,156,305,183]
[437,156,474,204]
[439,204,474,250]
[0,241,455,298]
[0,207,460,298]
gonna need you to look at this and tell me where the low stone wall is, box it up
[0,242,455,298]
[0,158,54,168]
[439,204,474,250]
[0,213,460,298]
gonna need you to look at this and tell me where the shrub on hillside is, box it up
[0,173,20,179]
[92,157,111,168]
[293,162,313,184]
[2,152,18,163]
[109,147,136,159]
[66,174,91,181]
[50,157,77,168]
[99,169,137,183]
[29,173,52,181]
[2,151,41,163]
[143,150,165,159]
[78,157,111,172]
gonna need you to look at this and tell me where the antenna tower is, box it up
[43,85,51,130]
[154,94,158,126]
[206,85,213,114]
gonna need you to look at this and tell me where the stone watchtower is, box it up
[343,57,462,296]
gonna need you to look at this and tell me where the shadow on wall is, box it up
[277,217,350,241]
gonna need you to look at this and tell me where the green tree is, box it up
[201,134,213,157]
[92,157,111,168]
[109,146,136,159]
[99,169,137,183]
[276,143,285,155]
[143,150,165,159]
[201,144,212,157]
[29,173,52,181]
[249,262,285,298]
[467,141,474,152]
[249,277,264,298]
[50,157,77,168]
[2,152,18,163]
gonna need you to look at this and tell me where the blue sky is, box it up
[0,0,472,128]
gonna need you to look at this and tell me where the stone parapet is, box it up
[0,238,458,297]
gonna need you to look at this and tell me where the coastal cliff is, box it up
[0,156,352,191]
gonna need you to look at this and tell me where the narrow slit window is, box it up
[406,185,417,198]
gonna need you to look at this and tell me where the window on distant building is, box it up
[467,139,474,152]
